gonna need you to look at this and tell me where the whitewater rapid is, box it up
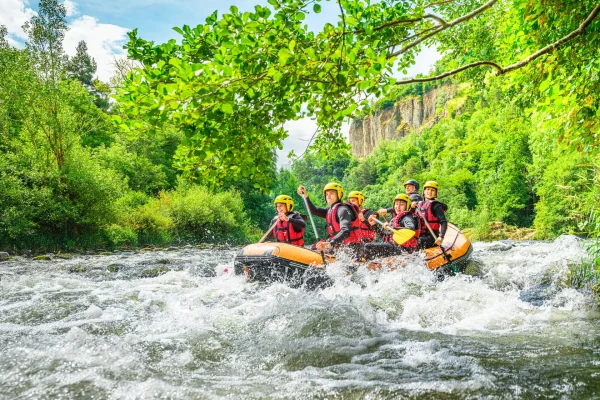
[1,236,598,398]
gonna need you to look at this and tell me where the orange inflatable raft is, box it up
[234,223,472,286]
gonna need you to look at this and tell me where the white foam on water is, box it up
[0,238,598,398]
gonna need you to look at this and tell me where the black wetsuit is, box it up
[304,197,360,257]
[270,212,306,232]
[304,197,354,246]
[418,201,447,249]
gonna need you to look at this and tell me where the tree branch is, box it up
[499,4,600,75]
[338,0,346,77]
[394,3,600,85]
[388,0,498,58]
[395,61,502,84]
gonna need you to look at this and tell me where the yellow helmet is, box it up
[423,180,440,194]
[274,194,294,212]
[393,193,411,209]
[348,191,365,207]
[323,182,344,200]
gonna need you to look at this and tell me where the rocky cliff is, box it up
[349,85,458,157]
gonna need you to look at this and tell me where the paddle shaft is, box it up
[415,208,438,240]
[302,194,320,240]
[301,193,327,265]
[415,207,456,272]
[373,218,393,232]
[259,221,278,243]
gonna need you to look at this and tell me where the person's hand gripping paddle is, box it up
[371,218,416,245]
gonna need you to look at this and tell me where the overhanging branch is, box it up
[388,0,498,58]
[395,4,600,85]
[500,4,600,74]
[396,61,502,84]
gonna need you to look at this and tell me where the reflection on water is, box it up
[1,236,599,399]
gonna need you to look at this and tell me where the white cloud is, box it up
[63,0,79,17]
[63,15,129,82]
[0,0,36,41]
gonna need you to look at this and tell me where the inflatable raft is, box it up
[234,223,472,286]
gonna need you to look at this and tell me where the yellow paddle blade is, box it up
[391,228,416,245]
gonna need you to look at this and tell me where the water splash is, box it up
[0,236,599,398]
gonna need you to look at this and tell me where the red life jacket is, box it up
[390,210,419,249]
[326,202,361,244]
[272,213,305,246]
[417,200,447,236]
[351,208,375,243]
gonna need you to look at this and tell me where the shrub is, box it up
[103,224,138,248]
[127,195,173,246]
[167,185,250,244]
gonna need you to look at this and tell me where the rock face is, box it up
[349,85,457,157]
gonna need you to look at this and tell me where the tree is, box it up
[117,0,600,190]
[67,40,97,86]
[66,40,111,110]
[22,0,67,81]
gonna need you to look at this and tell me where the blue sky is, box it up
[2,0,440,164]
[71,0,341,42]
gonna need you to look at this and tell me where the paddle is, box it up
[258,220,278,243]
[301,192,327,265]
[371,218,416,245]
[415,208,458,274]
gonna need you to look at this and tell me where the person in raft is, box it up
[297,183,360,256]
[403,179,424,203]
[416,181,448,249]
[347,191,377,244]
[364,193,419,259]
[272,195,306,246]
[378,179,423,217]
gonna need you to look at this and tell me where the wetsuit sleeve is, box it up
[288,213,306,232]
[304,196,328,219]
[432,203,447,238]
[400,215,417,230]
[329,205,355,245]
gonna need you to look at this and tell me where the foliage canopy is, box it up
[119,0,600,189]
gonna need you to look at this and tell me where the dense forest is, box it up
[1,0,599,291]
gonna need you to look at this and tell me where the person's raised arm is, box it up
[297,186,327,218]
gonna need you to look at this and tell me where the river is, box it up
[1,235,599,399]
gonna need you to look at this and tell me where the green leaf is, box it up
[278,48,290,64]
[221,103,234,114]
[313,4,322,13]
[539,80,551,93]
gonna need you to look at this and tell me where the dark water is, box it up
[0,236,599,399]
